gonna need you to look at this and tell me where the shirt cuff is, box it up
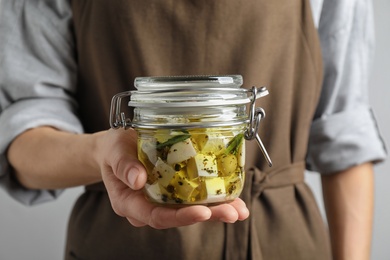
[306,107,387,174]
[0,98,83,206]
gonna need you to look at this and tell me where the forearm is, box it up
[7,127,103,189]
[321,163,374,260]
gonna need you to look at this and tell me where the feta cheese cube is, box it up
[187,154,218,179]
[197,133,231,154]
[204,177,227,203]
[140,139,158,165]
[145,182,165,202]
[166,139,197,165]
[152,158,176,187]
[171,173,199,202]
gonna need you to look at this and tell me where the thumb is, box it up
[114,156,147,190]
[102,128,148,190]
[126,164,147,190]
[97,129,147,190]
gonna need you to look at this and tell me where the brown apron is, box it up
[66,0,331,259]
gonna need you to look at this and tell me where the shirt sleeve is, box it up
[0,0,83,205]
[306,0,387,174]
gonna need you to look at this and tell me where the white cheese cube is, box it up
[171,174,199,202]
[152,158,176,187]
[140,139,158,165]
[166,139,197,165]
[145,182,164,201]
[204,177,227,203]
[187,154,218,179]
[154,129,172,144]
[198,133,230,155]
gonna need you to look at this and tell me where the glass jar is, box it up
[110,75,271,205]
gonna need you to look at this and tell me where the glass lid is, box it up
[129,75,268,108]
[134,75,243,90]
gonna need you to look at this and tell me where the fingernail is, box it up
[127,168,139,187]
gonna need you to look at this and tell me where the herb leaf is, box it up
[156,134,191,150]
[225,133,244,155]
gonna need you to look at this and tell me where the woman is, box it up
[0,0,386,259]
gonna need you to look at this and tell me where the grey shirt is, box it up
[0,0,386,205]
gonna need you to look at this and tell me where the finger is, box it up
[147,205,212,229]
[229,198,250,221]
[209,203,239,223]
[122,192,212,229]
[209,198,249,223]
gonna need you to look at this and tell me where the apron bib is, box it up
[66,1,331,259]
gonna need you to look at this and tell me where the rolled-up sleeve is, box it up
[0,0,83,205]
[306,0,387,174]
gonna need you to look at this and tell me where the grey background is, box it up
[0,0,389,259]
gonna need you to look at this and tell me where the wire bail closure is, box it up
[244,87,273,167]
[109,86,272,167]
[109,91,132,129]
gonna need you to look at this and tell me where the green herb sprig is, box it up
[225,133,244,155]
[156,134,191,150]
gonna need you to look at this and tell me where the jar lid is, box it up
[129,75,268,108]
[134,75,243,89]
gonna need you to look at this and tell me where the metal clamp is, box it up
[109,91,132,129]
[245,87,273,167]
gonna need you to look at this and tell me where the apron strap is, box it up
[225,161,305,260]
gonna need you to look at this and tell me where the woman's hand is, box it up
[8,126,249,229]
[95,128,250,229]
